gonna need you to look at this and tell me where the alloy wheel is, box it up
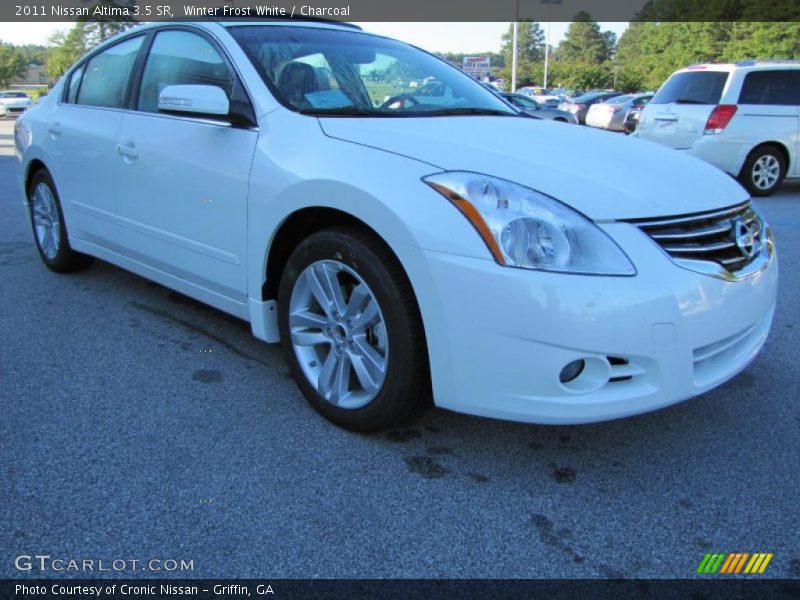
[288,260,389,409]
[32,182,61,259]
[752,155,780,190]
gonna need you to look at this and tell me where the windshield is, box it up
[228,26,515,117]
[0,92,27,98]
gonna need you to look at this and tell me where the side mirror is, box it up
[158,84,230,119]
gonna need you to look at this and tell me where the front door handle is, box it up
[116,144,140,159]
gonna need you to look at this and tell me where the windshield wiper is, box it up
[299,106,516,118]
[298,107,381,117]
[419,107,516,116]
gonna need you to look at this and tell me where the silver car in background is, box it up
[585,93,653,132]
[500,92,578,123]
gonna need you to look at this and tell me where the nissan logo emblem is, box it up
[732,217,758,259]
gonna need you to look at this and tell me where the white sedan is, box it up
[15,21,778,431]
[0,91,33,117]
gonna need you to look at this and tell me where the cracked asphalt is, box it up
[1,119,798,579]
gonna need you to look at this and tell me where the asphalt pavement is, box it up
[1,118,798,579]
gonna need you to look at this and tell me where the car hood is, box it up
[319,116,748,220]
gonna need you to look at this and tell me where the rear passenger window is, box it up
[77,36,143,108]
[137,30,233,113]
[738,70,800,105]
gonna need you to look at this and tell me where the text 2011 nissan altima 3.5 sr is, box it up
[15,21,778,432]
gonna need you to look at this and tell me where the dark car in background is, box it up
[558,91,624,124]
[623,94,654,133]
[501,92,578,123]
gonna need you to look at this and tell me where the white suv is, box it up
[635,61,799,196]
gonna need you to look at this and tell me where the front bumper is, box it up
[395,221,778,425]
[0,105,30,115]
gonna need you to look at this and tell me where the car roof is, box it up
[679,61,800,73]
[65,19,383,71]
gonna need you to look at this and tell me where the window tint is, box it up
[738,70,800,105]
[66,66,84,104]
[138,30,233,113]
[651,71,729,105]
[77,36,143,108]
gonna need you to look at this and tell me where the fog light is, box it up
[559,359,585,383]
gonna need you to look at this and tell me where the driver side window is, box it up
[276,54,349,111]
[138,30,233,114]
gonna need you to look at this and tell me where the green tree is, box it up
[602,31,618,61]
[722,22,800,61]
[0,43,28,88]
[556,12,611,64]
[614,22,733,90]
[45,24,90,80]
[77,1,138,46]
[45,11,139,81]
[499,21,545,86]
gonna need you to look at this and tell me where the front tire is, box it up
[739,146,786,197]
[28,170,93,272]
[277,227,430,432]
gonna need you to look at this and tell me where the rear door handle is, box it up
[47,122,62,136]
[116,144,140,159]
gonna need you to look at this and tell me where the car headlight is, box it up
[14,117,32,153]
[423,172,635,276]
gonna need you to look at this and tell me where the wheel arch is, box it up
[261,206,394,302]
[739,141,791,177]
[24,158,49,196]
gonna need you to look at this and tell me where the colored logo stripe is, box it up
[744,553,773,574]
[697,553,773,574]
[697,553,726,574]
[720,553,749,573]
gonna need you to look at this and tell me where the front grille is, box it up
[631,203,763,276]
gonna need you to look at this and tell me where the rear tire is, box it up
[28,169,93,273]
[738,146,786,197]
[277,227,430,432]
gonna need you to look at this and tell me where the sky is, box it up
[0,21,629,52]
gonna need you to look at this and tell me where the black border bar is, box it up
[2,579,800,600]
[5,0,800,22]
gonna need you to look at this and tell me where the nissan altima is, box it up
[15,21,778,432]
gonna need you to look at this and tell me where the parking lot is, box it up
[1,116,798,579]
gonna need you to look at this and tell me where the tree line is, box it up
[499,15,800,92]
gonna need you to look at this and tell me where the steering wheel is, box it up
[379,94,420,111]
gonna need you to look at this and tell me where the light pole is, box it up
[541,0,562,88]
[511,21,519,92]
